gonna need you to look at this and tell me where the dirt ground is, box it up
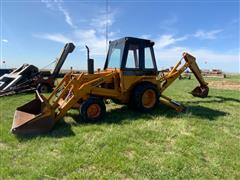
[208,80,240,90]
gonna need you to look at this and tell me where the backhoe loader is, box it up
[11,37,209,135]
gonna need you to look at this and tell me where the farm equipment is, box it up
[202,69,226,78]
[0,68,13,76]
[11,37,209,135]
[179,70,191,80]
[0,43,75,96]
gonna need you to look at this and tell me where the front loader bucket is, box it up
[191,85,209,98]
[11,92,55,135]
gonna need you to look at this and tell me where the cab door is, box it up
[120,43,158,91]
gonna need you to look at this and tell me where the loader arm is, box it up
[50,71,119,122]
[11,71,119,135]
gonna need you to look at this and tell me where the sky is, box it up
[0,0,239,72]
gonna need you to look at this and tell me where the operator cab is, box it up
[104,37,158,75]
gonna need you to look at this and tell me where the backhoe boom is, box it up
[159,52,208,98]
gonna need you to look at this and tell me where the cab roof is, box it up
[109,37,155,47]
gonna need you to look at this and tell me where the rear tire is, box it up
[79,97,106,123]
[130,83,159,112]
[37,84,49,93]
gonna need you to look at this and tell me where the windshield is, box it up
[106,43,124,69]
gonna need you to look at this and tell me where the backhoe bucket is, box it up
[191,85,209,98]
[11,92,55,135]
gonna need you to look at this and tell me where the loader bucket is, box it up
[191,85,209,98]
[11,92,55,135]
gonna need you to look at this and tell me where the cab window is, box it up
[107,43,124,69]
[145,47,154,69]
[126,44,139,68]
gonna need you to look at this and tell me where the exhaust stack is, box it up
[85,45,94,74]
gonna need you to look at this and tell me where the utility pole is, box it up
[0,0,3,69]
[105,0,109,56]
[0,1,3,68]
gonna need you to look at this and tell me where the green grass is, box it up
[0,75,240,179]
[204,74,240,83]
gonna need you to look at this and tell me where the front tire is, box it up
[79,97,106,122]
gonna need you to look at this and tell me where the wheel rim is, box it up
[40,85,48,93]
[87,104,101,118]
[142,89,156,108]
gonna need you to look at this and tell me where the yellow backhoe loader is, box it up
[11,37,209,135]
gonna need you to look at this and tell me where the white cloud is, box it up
[159,14,178,32]
[139,34,151,39]
[74,29,108,56]
[57,4,76,28]
[35,5,118,56]
[154,45,239,72]
[1,39,8,43]
[155,34,188,49]
[161,14,178,26]
[90,11,115,34]
[34,30,108,56]
[91,14,114,29]
[41,0,76,28]
[229,18,239,25]
[190,49,239,72]
[41,0,55,9]
[38,3,238,72]
[194,29,223,40]
[34,33,74,44]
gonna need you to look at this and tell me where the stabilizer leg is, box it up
[159,94,185,112]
